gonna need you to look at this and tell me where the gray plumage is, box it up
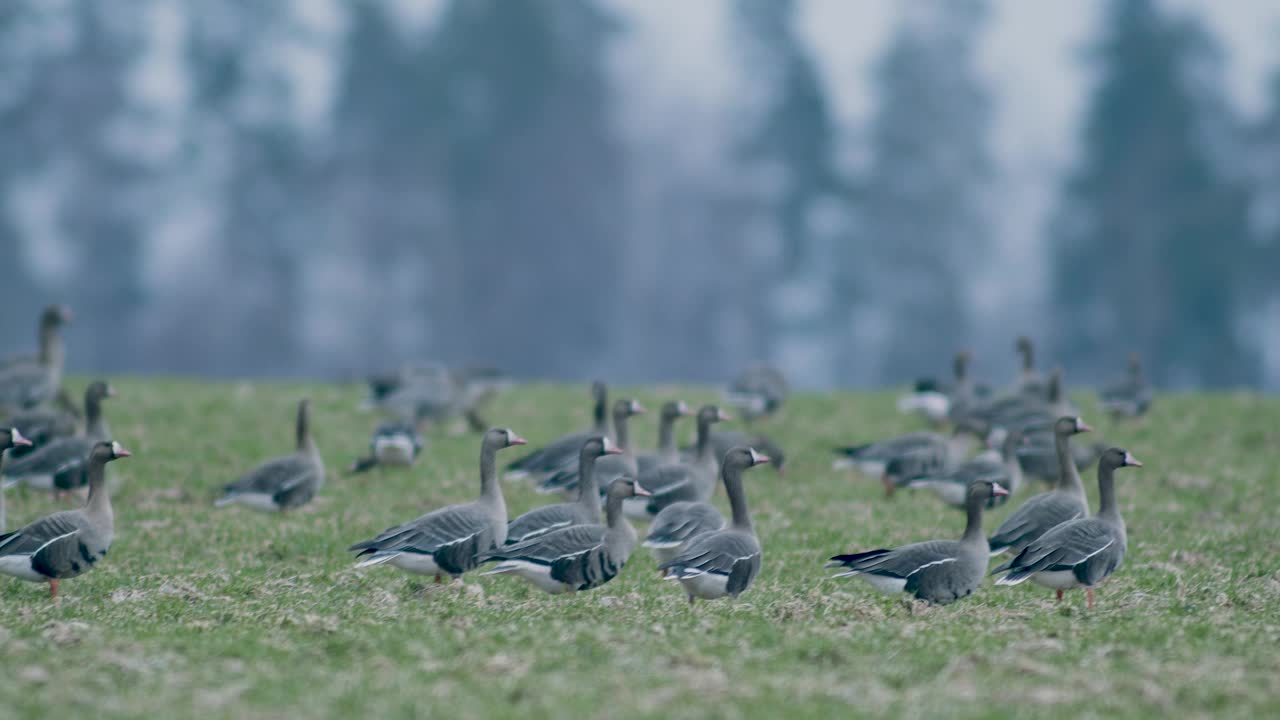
[988,416,1092,555]
[1099,353,1152,418]
[504,436,618,545]
[626,405,728,520]
[897,429,1023,508]
[2,381,115,492]
[683,430,787,475]
[537,399,643,495]
[833,431,970,477]
[724,365,787,424]
[635,400,690,474]
[216,398,324,511]
[828,480,1008,606]
[643,501,726,566]
[0,428,33,532]
[0,305,70,412]
[348,418,424,474]
[504,382,610,481]
[349,428,524,580]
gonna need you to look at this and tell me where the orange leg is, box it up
[434,575,443,585]
[1087,587,1095,610]
[881,475,896,498]
[1055,589,1064,603]
[48,579,59,599]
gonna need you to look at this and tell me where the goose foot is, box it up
[48,579,59,599]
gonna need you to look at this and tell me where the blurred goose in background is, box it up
[4,389,82,460]
[505,381,610,482]
[994,447,1141,608]
[660,447,770,603]
[827,479,1008,606]
[0,440,130,598]
[538,399,644,496]
[1099,352,1152,419]
[724,365,787,424]
[1013,336,1045,398]
[1016,423,1105,484]
[989,417,1093,557]
[349,428,524,582]
[898,351,990,425]
[481,477,649,594]
[833,430,974,495]
[683,430,788,476]
[348,418,424,474]
[636,400,691,474]
[505,437,620,546]
[2,381,116,493]
[895,429,1023,508]
[0,428,33,532]
[215,398,324,512]
[365,364,511,431]
[0,305,72,412]
[625,405,729,520]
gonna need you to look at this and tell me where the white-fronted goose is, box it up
[724,365,787,424]
[2,381,116,493]
[994,448,1141,607]
[348,418,424,474]
[833,430,973,496]
[643,501,725,570]
[537,399,644,496]
[896,429,1023,508]
[504,382,609,482]
[215,398,325,512]
[0,428,33,532]
[624,405,729,520]
[480,477,650,594]
[0,305,72,412]
[349,428,525,582]
[1014,336,1044,397]
[1100,353,1152,419]
[0,440,130,598]
[660,447,769,603]
[989,417,1092,556]
[636,400,691,474]
[827,479,1009,605]
[504,436,621,545]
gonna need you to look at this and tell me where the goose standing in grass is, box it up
[0,428,33,532]
[349,428,525,582]
[1014,336,1044,398]
[0,441,130,598]
[660,447,770,603]
[636,400,691,474]
[724,365,787,424]
[505,437,621,546]
[895,429,1024,509]
[1100,353,1151,419]
[505,382,609,482]
[2,381,116,493]
[899,351,978,425]
[989,417,1092,556]
[538,398,644,496]
[348,418,424,474]
[481,477,649,594]
[833,430,973,496]
[827,479,1009,606]
[0,305,72,412]
[4,390,81,460]
[625,405,729,520]
[993,448,1142,608]
[215,398,324,512]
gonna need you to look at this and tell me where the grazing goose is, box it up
[0,428,33,532]
[989,417,1092,556]
[1099,353,1152,419]
[480,477,649,594]
[625,405,729,520]
[505,437,621,546]
[896,429,1023,509]
[349,428,525,582]
[827,479,1009,606]
[0,305,72,412]
[2,381,116,493]
[993,448,1142,608]
[538,399,644,496]
[504,382,609,482]
[660,447,770,603]
[833,430,974,496]
[636,401,691,474]
[724,366,787,424]
[215,398,325,512]
[348,418,424,474]
[0,440,130,598]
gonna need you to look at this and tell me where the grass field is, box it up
[0,378,1277,718]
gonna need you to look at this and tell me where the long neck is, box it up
[38,324,62,367]
[479,441,502,503]
[1097,463,1121,524]
[1053,431,1084,495]
[604,489,626,530]
[85,394,105,436]
[696,418,713,459]
[962,493,986,542]
[1003,438,1023,495]
[657,414,677,455]
[1021,347,1034,373]
[592,391,608,433]
[85,458,113,516]
[613,410,631,452]
[296,405,314,453]
[724,464,752,532]
[576,452,603,518]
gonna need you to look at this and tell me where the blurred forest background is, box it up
[1,0,1278,389]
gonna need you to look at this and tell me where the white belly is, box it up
[678,572,729,600]
[0,554,45,582]
[229,493,281,512]
[374,438,416,466]
[858,573,908,595]
[388,552,443,577]
[485,561,574,594]
[1029,570,1082,590]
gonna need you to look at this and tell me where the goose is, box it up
[4,391,81,460]
[827,479,1009,606]
[895,429,1024,508]
[348,418,424,474]
[989,416,1092,556]
[504,382,609,482]
[480,477,650,594]
[1014,336,1044,398]
[537,399,644,496]
[724,365,787,424]
[898,351,974,424]
[660,447,770,603]
[683,430,787,476]
[993,448,1142,608]
[624,405,729,520]
[0,440,131,598]
[349,428,525,582]
[833,430,974,496]
[2,381,116,493]
[636,401,691,474]
[367,365,511,431]
[0,428,33,532]
[215,398,325,512]
[504,436,621,546]
[0,305,72,412]
[1099,353,1152,419]
[1015,422,1104,485]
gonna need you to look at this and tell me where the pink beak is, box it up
[992,482,1010,497]
[509,434,528,446]
[1077,420,1093,433]
[633,483,652,497]
[717,410,733,422]
[604,445,624,455]
[11,428,32,447]
[115,447,133,458]
[632,402,646,414]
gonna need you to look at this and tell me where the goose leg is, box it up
[687,595,695,606]
[881,474,896,498]
[434,575,443,585]
[1086,587,1094,610]
[48,579,59,599]
[1055,590,1064,603]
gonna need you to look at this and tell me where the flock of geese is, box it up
[0,305,1152,610]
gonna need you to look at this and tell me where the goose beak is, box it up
[717,410,733,422]
[604,445,624,455]
[1125,452,1143,467]
[509,434,528,446]
[676,401,691,416]
[633,483,652,497]
[61,307,73,323]
[11,429,32,447]
[991,482,1010,497]
[753,453,772,467]
[1076,419,1093,433]
[631,401,646,414]
[105,385,118,398]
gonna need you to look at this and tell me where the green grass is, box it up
[1,379,1277,719]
